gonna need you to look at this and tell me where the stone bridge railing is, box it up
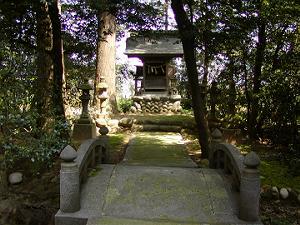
[59,134,109,213]
[209,129,261,222]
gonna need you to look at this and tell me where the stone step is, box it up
[134,117,196,128]
[86,217,208,225]
[132,124,182,132]
[87,217,260,225]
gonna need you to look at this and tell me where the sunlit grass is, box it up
[260,160,300,190]
[107,133,128,164]
[236,143,300,190]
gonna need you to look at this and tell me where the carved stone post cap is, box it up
[244,151,260,168]
[211,128,222,140]
[60,145,77,162]
[99,126,109,135]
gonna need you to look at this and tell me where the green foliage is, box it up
[0,40,70,174]
[1,117,71,173]
[221,113,247,129]
[237,144,300,190]
[117,98,133,113]
[260,160,300,190]
[181,98,192,110]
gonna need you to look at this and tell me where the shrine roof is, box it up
[125,31,183,58]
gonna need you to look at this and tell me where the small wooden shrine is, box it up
[125,31,184,114]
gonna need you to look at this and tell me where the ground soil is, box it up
[0,161,60,225]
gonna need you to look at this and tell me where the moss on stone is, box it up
[106,188,120,204]
[88,166,102,177]
[88,217,199,225]
[124,132,194,167]
[107,133,128,164]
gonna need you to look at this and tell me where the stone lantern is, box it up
[78,80,93,123]
[72,79,96,142]
[97,76,108,115]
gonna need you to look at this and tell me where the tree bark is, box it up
[171,0,210,158]
[49,0,66,120]
[94,10,117,115]
[35,1,54,130]
[164,0,169,30]
[242,48,251,131]
[248,18,266,140]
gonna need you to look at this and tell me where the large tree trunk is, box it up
[164,0,169,30]
[35,1,54,130]
[242,48,251,130]
[49,0,66,120]
[94,10,117,115]
[171,0,210,158]
[227,57,236,116]
[248,18,266,140]
[201,4,209,110]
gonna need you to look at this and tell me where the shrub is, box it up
[117,98,133,113]
[1,116,71,174]
[181,98,192,110]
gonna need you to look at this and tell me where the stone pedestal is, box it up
[130,95,182,114]
[72,122,96,142]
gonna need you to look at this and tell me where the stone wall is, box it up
[130,95,182,114]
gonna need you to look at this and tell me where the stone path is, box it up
[122,132,196,167]
[56,132,261,225]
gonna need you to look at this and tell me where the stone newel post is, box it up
[59,145,80,213]
[239,151,260,222]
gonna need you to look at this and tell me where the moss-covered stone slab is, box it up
[101,165,244,224]
[122,132,196,168]
[103,165,212,223]
[87,217,200,225]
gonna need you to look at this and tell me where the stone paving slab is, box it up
[87,217,200,225]
[102,165,241,224]
[122,132,197,168]
[87,217,262,225]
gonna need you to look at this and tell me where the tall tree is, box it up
[89,0,163,115]
[49,0,66,119]
[34,1,54,129]
[171,0,210,158]
[248,1,266,139]
[33,0,66,130]
[94,1,117,114]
